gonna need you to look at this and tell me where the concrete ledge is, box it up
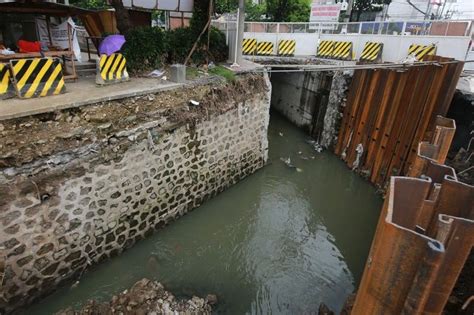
[0,77,183,121]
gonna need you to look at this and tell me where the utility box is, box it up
[170,64,186,83]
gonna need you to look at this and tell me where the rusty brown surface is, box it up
[335,56,463,188]
[352,175,473,315]
[351,106,473,315]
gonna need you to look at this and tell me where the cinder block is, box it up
[170,64,186,83]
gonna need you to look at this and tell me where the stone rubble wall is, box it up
[0,76,271,312]
[320,71,353,150]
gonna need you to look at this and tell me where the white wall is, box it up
[244,31,471,62]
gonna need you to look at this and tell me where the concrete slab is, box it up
[0,76,183,121]
[226,59,265,73]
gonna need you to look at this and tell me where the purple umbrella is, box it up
[99,35,126,56]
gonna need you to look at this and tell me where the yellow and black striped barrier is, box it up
[316,40,334,58]
[360,42,384,62]
[256,42,274,56]
[278,40,296,56]
[9,58,66,98]
[408,44,437,61]
[96,53,129,85]
[332,41,353,60]
[0,63,14,99]
[242,38,257,55]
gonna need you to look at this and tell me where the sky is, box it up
[387,0,474,20]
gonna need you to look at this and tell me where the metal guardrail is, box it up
[213,19,473,37]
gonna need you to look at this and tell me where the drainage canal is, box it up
[25,112,382,314]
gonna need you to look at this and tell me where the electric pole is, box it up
[236,0,245,65]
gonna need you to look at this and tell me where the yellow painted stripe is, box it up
[54,78,65,95]
[0,66,9,94]
[101,55,114,80]
[24,59,53,98]
[109,54,122,81]
[41,63,62,97]
[13,59,26,74]
[99,55,107,68]
[116,57,126,80]
[16,58,40,92]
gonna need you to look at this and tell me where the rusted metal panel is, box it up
[352,175,473,315]
[334,56,463,188]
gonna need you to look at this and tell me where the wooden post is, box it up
[67,22,77,80]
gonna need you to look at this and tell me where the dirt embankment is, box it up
[0,74,266,169]
[56,278,217,315]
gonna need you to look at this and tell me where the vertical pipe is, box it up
[235,0,245,65]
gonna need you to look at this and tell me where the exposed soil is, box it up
[0,74,266,169]
[56,278,217,315]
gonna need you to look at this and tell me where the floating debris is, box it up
[279,132,284,137]
[305,139,323,152]
[280,157,298,169]
[189,100,200,106]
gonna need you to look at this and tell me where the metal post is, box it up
[233,0,245,66]
[345,0,354,22]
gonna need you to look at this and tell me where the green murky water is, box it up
[26,112,382,314]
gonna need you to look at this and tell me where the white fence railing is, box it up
[213,19,472,63]
[213,19,473,37]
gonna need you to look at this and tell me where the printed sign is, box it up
[310,2,342,22]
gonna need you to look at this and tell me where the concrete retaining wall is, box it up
[270,70,350,148]
[0,75,271,312]
[244,32,470,62]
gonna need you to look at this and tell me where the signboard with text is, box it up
[310,2,342,23]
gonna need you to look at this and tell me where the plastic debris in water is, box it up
[279,132,284,137]
[281,156,304,172]
[189,100,200,106]
[305,138,323,153]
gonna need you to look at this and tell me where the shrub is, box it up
[122,26,228,72]
[122,27,167,72]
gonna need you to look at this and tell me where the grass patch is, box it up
[186,67,200,80]
[209,65,235,82]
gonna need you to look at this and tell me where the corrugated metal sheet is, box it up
[352,117,474,314]
[334,56,464,188]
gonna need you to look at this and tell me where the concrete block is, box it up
[170,64,186,83]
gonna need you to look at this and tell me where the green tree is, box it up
[265,0,311,22]
[215,0,238,14]
[70,0,108,9]
[246,1,266,21]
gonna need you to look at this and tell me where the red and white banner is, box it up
[310,2,341,22]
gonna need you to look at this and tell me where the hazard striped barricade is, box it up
[278,40,296,56]
[316,40,334,58]
[0,63,14,99]
[360,42,383,62]
[256,42,274,56]
[408,44,437,61]
[9,58,66,98]
[332,41,353,60]
[96,53,129,85]
[242,38,257,55]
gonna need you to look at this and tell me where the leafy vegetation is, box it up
[214,0,311,22]
[121,27,167,72]
[122,26,228,73]
[265,0,311,22]
[209,65,235,82]
[69,0,107,9]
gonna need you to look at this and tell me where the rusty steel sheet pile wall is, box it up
[352,117,474,315]
[334,56,464,188]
